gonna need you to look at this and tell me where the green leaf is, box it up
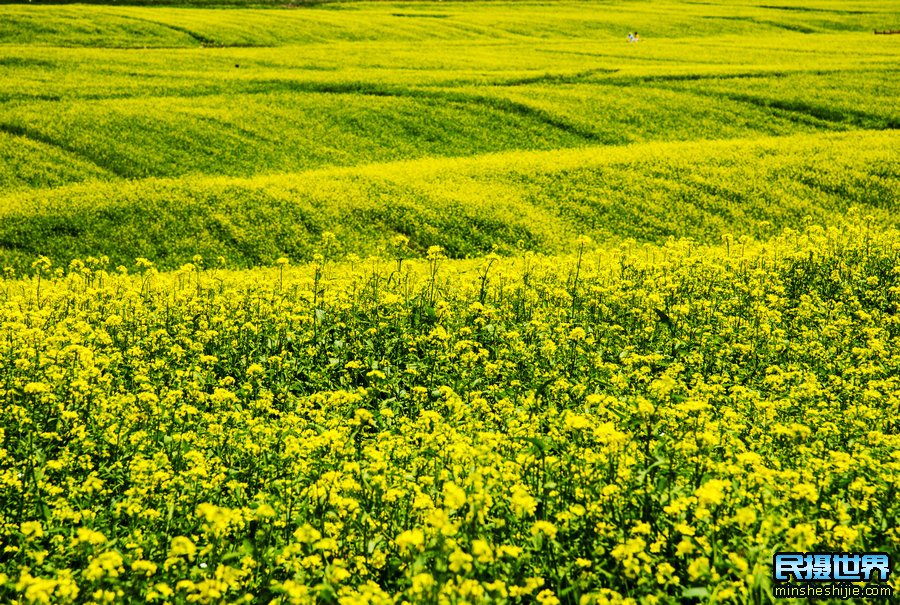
[682,586,710,599]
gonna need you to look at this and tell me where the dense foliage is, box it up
[2,1,899,603]
[2,224,899,603]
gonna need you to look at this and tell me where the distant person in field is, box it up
[627,32,635,42]
[634,32,641,42]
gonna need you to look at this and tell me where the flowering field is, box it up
[2,0,900,603]
[2,224,899,603]
[1,0,899,272]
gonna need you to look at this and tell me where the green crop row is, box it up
[0,131,896,272]
[2,2,896,48]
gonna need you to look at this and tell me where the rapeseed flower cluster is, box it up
[1,221,898,603]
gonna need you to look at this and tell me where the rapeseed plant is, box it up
[1,222,898,603]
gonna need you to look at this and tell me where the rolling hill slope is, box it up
[1,130,895,269]
[0,0,897,269]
